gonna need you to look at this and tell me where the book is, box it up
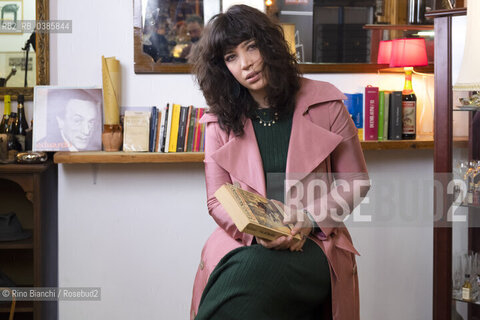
[164,103,174,153]
[176,106,189,152]
[214,183,302,241]
[168,104,181,152]
[160,104,170,152]
[157,105,167,152]
[383,91,390,140]
[193,108,204,152]
[363,86,379,141]
[378,91,385,141]
[149,106,158,152]
[186,107,197,152]
[344,93,363,141]
[183,106,193,152]
[154,109,162,152]
[388,91,403,140]
[123,111,151,152]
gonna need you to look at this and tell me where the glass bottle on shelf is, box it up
[402,68,417,140]
[8,112,17,134]
[0,95,12,133]
[15,95,28,135]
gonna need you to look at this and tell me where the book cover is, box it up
[149,106,158,152]
[186,107,197,152]
[363,86,379,141]
[193,108,204,152]
[155,109,162,152]
[183,106,193,152]
[164,103,173,153]
[214,183,302,241]
[123,111,150,152]
[157,106,167,152]
[388,91,403,140]
[168,103,181,153]
[176,106,189,152]
[378,91,385,141]
[383,92,390,140]
[344,93,363,141]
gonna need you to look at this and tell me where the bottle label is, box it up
[462,287,472,300]
[402,101,416,134]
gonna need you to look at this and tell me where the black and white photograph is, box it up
[33,87,103,151]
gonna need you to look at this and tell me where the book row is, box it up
[123,105,206,152]
[345,86,414,141]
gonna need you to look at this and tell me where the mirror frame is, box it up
[0,0,49,101]
[133,0,433,74]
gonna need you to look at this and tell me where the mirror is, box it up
[134,0,434,74]
[0,0,49,100]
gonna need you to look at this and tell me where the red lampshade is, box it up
[377,40,392,64]
[389,38,428,68]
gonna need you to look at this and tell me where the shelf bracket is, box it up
[91,164,98,185]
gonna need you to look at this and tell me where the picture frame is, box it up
[33,86,104,152]
[0,0,23,34]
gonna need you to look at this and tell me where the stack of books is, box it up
[122,104,206,152]
[344,86,406,141]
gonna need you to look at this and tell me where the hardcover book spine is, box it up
[194,108,204,152]
[383,92,390,140]
[155,109,162,152]
[164,104,173,153]
[364,86,379,141]
[158,106,167,152]
[176,106,188,152]
[378,91,385,141]
[388,91,403,140]
[183,106,193,152]
[186,107,196,152]
[149,106,158,152]
[168,104,181,153]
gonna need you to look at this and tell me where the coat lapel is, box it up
[285,78,345,192]
[210,118,267,196]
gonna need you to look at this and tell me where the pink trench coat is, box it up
[190,78,370,320]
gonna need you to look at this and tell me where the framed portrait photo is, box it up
[33,86,103,152]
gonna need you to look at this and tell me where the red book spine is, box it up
[193,108,204,152]
[364,86,379,141]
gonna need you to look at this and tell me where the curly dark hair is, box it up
[189,5,301,136]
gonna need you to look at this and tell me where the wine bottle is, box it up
[407,0,426,25]
[9,112,17,134]
[15,95,29,135]
[0,95,11,133]
[402,68,417,140]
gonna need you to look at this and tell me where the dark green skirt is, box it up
[195,238,331,320]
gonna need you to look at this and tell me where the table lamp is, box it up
[378,38,428,139]
[453,0,480,108]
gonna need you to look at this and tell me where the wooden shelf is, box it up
[0,231,33,250]
[52,138,470,164]
[54,151,205,164]
[363,24,434,30]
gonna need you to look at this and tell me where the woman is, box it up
[189,5,370,320]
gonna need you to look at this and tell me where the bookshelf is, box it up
[53,138,469,164]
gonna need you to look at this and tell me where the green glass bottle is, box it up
[15,95,29,135]
[0,95,12,133]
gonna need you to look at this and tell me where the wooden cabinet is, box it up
[0,162,58,320]
[429,7,480,320]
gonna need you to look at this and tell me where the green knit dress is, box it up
[195,109,331,320]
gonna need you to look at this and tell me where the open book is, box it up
[214,183,301,241]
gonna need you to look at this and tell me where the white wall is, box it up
[45,0,437,319]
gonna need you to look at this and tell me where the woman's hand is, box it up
[255,201,313,252]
